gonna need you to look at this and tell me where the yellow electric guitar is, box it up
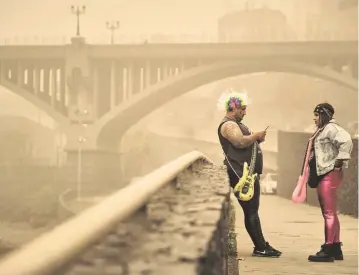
[233,161,257,201]
[225,142,258,201]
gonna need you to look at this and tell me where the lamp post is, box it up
[75,109,88,201]
[71,5,86,36]
[106,21,120,44]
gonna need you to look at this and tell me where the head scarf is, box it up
[314,103,334,127]
[314,103,334,117]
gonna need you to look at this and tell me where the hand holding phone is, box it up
[257,126,269,143]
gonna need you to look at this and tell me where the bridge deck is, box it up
[234,195,358,275]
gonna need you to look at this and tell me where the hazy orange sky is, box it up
[0,0,226,39]
[0,0,308,41]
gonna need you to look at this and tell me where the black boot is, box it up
[330,242,344,260]
[308,244,334,262]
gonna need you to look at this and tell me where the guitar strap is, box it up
[222,141,258,180]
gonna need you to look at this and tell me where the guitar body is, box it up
[223,133,259,202]
[233,162,257,201]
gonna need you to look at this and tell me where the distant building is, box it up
[339,0,358,9]
[306,0,357,40]
[335,0,357,39]
[221,0,356,41]
[218,7,295,42]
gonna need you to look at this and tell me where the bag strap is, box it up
[222,142,258,178]
[222,141,258,178]
[222,150,241,179]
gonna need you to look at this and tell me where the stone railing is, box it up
[0,152,237,275]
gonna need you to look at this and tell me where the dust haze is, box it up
[0,0,357,259]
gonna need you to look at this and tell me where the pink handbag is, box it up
[292,139,313,203]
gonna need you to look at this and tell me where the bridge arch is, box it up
[96,60,358,149]
[0,80,69,126]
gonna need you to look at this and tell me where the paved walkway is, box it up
[234,195,358,275]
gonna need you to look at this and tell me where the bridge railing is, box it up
[0,151,233,275]
[0,29,357,45]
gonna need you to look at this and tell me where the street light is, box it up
[71,5,86,36]
[106,21,120,44]
[75,109,89,201]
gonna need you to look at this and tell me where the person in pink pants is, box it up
[303,103,353,262]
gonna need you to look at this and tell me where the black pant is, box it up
[227,167,267,250]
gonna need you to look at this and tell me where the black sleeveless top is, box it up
[217,117,263,177]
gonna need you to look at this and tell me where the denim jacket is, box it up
[314,120,353,176]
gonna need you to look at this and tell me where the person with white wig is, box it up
[217,89,282,257]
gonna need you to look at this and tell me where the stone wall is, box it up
[57,161,236,275]
[228,197,239,275]
[277,131,358,217]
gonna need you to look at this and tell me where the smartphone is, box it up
[264,126,270,131]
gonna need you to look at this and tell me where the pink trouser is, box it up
[317,170,343,244]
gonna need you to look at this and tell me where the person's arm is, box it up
[221,121,258,148]
[332,128,353,167]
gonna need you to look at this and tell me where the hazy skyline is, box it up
[0,0,355,127]
[0,0,326,40]
[0,0,226,39]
